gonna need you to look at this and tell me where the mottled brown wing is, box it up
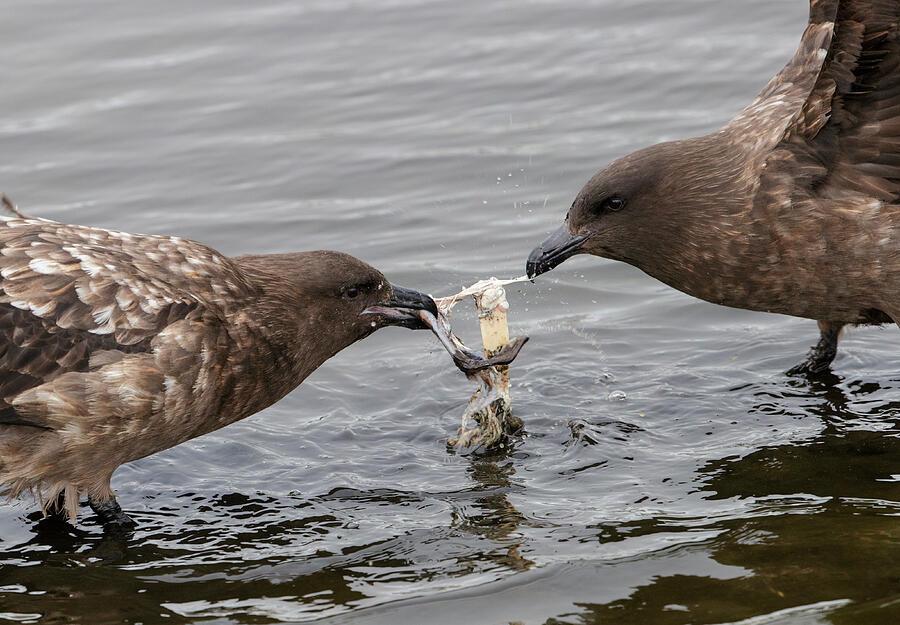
[724,3,838,150]
[756,0,900,202]
[0,217,254,429]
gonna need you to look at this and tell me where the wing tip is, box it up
[0,194,31,220]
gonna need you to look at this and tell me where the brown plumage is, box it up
[527,0,900,374]
[0,213,438,523]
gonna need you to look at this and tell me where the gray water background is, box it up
[3,1,900,624]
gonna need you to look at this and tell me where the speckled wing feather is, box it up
[724,2,838,151]
[756,0,900,203]
[0,217,258,509]
[0,217,253,337]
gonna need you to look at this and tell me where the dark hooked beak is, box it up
[526,226,590,279]
[362,284,438,329]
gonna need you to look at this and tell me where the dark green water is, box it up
[3,1,900,623]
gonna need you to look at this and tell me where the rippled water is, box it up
[3,1,900,623]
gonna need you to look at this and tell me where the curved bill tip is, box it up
[526,226,589,279]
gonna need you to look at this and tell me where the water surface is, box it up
[4,1,900,624]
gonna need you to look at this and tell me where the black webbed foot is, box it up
[89,497,137,531]
[787,321,843,376]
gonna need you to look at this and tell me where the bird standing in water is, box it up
[527,0,900,374]
[0,205,439,528]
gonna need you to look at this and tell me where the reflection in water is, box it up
[3,376,899,624]
[0,451,540,623]
[557,374,900,625]
[1,465,528,622]
[452,451,534,572]
[18,510,135,565]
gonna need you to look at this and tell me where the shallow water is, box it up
[3,1,900,624]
